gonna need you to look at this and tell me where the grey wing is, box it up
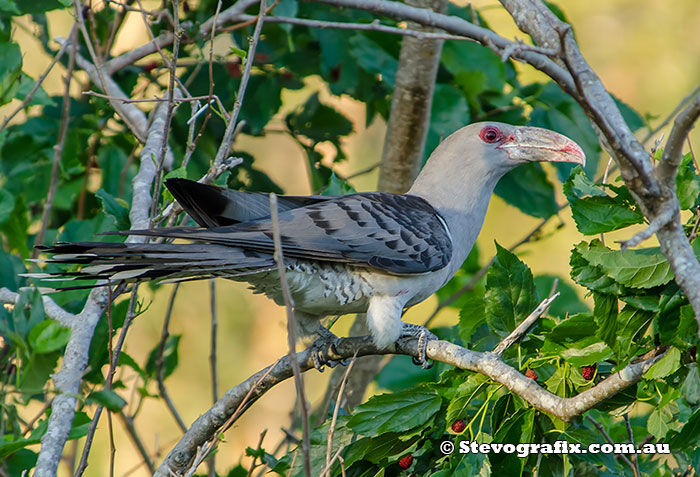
[165,178,331,226]
[127,193,453,274]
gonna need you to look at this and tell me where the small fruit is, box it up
[525,368,538,381]
[451,419,467,433]
[581,364,597,381]
[398,454,413,470]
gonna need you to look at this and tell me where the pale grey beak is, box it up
[500,126,586,166]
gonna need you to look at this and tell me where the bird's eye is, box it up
[479,126,503,143]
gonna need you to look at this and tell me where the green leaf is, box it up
[569,243,624,295]
[563,167,644,234]
[95,189,130,230]
[643,347,682,379]
[0,0,20,15]
[576,240,674,289]
[88,389,127,411]
[145,335,181,380]
[0,188,15,225]
[616,305,655,357]
[28,320,70,354]
[286,92,353,146]
[441,41,505,93]
[495,162,558,218]
[682,363,700,405]
[239,74,283,135]
[648,403,677,440]
[593,293,618,349]
[320,172,355,196]
[485,243,538,338]
[458,291,486,344]
[426,83,469,158]
[347,389,441,436]
[16,75,54,107]
[446,376,486,425]
[16,0,64,13]
[534,275,589,318]
[0,41,21,107]
[348,34,397,87]
[676,152,700,210]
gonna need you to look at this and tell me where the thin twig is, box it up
[493,292,560,356]
[325,353,357,476]
[156,284,188,433]
[586,415,637,474]
[207,279,219,477]
[624,414,640,477]
[269,193,312,477]
[657,93,700,188]
[619,205,677,250]
[206,0,268,184]
[642,83,700,145]
[33,27,78,257]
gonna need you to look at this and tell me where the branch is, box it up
[154,335,663,475]
[493,292,560,356]
[657,92,700,188]
[32,75,176,477]
[269,192,312,477]
[312,0,575,93]
[619,204,678,250]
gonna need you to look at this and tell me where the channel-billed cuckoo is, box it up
[31,122,585,367]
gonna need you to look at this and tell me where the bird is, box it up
[30,122,585,368]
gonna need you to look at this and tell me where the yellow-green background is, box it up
[4,0,700,474]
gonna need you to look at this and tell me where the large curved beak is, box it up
[500,126,586,166]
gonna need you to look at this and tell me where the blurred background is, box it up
[4,0,700,474]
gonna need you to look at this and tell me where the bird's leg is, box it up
[309,326,348,372]
[398,323,438,369]
[294,312,346,371]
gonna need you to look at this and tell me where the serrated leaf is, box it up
[485,243,538,338]
[593,293,618,349]
[347,390,441,436]
[677,152,700,210]
[348,34,397,87]
[575,240,674,289]
[96,189,129,230]
[643,347,682,379]
[28,320,70,354]
[88,389,127,411]
[563,167,644,234]
[446,376,486,425]
[648,403,676,440]
[0,188,15,225]
[495,163,558,219]
[458,291,486,344]
[145,335,181,380]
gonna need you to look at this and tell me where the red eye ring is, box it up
[479,126,503,143]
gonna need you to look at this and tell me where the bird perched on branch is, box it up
[30,122,584,368]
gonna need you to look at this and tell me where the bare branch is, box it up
[233,13,472,41]
[154,336,663,474]
[493,292,560,356]
[657,93,700,188]
[269,192,312,477]
[619,205,678,250]
[642,83,700,145]
[209,0,268,182]
[586,415,637,474]
[33,27,78,256]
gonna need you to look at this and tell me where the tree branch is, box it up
[154,335,662,475]
[657,92,700,188]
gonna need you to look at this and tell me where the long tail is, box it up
[26,242,275,289]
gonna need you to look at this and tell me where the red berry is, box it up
[143,61,158,73]
[581,364,597,381]
[398,454,413,470]
[525,368,538,381]
[451,419,467,433]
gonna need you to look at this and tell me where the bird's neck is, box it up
[408,155,503,277]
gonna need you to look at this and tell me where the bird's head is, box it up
[469,122,586,170]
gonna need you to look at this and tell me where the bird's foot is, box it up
[398,323,438,369]
[309,327,348,372]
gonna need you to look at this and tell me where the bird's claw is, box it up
[309,328,346,372]
[400,324,437,369]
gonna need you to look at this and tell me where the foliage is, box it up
[0,0,698,476]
